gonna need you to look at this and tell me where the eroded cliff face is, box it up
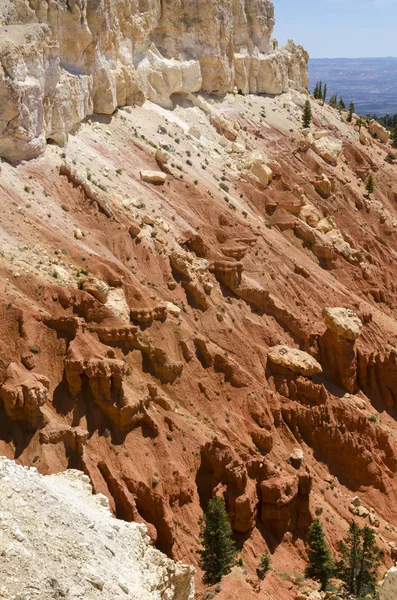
[0,0,308,160]
[1,85,397,598]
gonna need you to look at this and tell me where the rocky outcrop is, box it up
[314,174,332,199]
[369,119,389,144]
[0,0,308,160]
[239,151,273,188]
[312,136,343,165]
[267,346,322,377]
[198,439,257,533]
[357,350,397,408]
[319,308,363,393]
[140,170,167,185]
[0,363,49,423]
[380,567,397,600]
[0,457,194,600]
[170,251,211,311]
[211,113,240,141]
[210,260,270,312]
[193,336,251,388]
[81,276,110,304]
[322,307,363,341]
[197,438,312,538]
[281,400,397,491]
[259,470,312,537]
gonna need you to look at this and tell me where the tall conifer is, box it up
[305,519,334,591]
[322,83,327,106]
[303,99,312,128]
[366,173,375,197]
[198,497,237,585]
[347,102,355,123]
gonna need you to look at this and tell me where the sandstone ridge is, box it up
[0,0,308,161]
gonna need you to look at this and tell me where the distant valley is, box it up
[309,57,397,116]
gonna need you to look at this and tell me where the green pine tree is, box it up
[257,551,271,580]
[322,83,327,106]
[338,97,346,110]
[355,526,382,597]
[305,519,334,591]
[303,99,312,128]
[347,102,355,123]
[336,522,381,598]
[198,497,237,585]
[366,173,375,197]
[329,93,338,108]
[391,126,397,147]
[337,522,362,594]
[356,116,365,132]
[313,81,323,100]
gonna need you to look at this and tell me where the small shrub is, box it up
[385,152,397,163]
[257,551,271,579]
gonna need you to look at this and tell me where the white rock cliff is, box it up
[0,457,194,600]
[0,0,308,160]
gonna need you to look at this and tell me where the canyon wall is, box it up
[0,0,308,160]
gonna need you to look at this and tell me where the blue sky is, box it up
[274,0,397,58]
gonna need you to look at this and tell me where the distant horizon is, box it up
[310,56,397,61]
[308,56,397,116]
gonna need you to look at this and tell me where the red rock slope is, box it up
[1,91,397,597]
